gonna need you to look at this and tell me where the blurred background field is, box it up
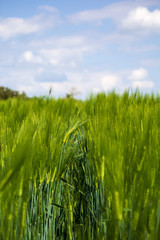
[0,91,160,240]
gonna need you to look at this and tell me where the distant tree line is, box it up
[0,86,27,100]
[0,86,81,100]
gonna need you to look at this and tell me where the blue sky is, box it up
[0,0,160,98]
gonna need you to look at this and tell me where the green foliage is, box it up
[0,92,160,239]
[0,86,26,100]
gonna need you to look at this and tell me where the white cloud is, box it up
[22,35,99,68]
[0,11,60,40]
[68,2,129,23]
[41,81,72,95]
[128,68,148,80]
[65,71,121,95]
[40,46,92,66]
[101,74,119,90]
[23,51,33,62]
[8,68,121,97]
[127,67,154,90]
[0,69,37,96]
[92,87,101,94]
[0,64,155,97]
[17,84,37,95]
[49,59,59,66]
[68,1,160,36]
[131,80,154,89]
[0,17,41,39]
[22,51,43,64]
[121,7,160,32]
[65,71,85,82]
[68,0,159,24]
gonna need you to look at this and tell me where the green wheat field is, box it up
[1,91,160,240]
